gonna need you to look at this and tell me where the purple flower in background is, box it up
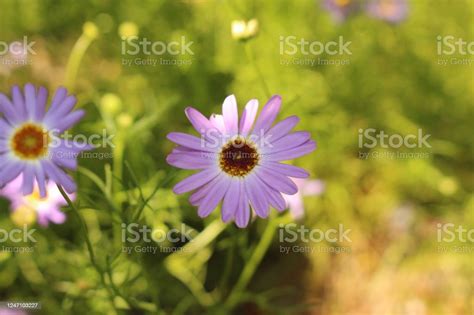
[0,308,28,315]
[167,95,316,228]
[366,0,408,23]
[283,178,325,219]
[322,0,361,22]
[0,175,73,226]
[0,84,92,197]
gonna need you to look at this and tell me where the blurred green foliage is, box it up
[0,0,472,314]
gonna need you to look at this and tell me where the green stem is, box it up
[56,185,119,311]
[65,33,95,90]
[224,217,277,309]
[244,43,271,98]
[112,134,125,196]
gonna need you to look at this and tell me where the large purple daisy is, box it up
[166,95,316,228]
[0,84,91,197]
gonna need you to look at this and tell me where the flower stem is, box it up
[224,216,278,309]
[65,33,95,91]
[57,185,98,268]
[244,43,271,98]
[56,185,118,310]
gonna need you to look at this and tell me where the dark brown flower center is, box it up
[219,137,259,177]
[11,123,49,160]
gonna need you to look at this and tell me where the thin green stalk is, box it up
[224,217,277,309]
[133,169,177,222]
[105,256,159,313]
[56,185,119,312]
[112,134,125,197]
[244,43,271,98]
[65,32,96,90]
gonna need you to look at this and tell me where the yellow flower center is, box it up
[219,137,259,177]
[11,205,37,226]
[10,123,50,160]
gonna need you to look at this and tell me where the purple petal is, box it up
[50,149,78,170]
[264,140,316,161]
[0,93,20,124]
[11,85,27,118]
[0,160,25,186]
[34,164,47,197]
[0,139,9,153]
[262,162,309,178]
[198,173,231,218]
[189,174,222,206]
[173,168,220,194]
[265,116,300,143]
[41,160,77,193]
[210,114,226,134]
[166,151,216,170]
[167,132,218,152]
[0,119,13,138]
[255,167,298,195]
[235,181,250,228]
[222,95,238,135]
[24,83,38,121]
[261,181,287,211]
[35,86,48,121]
[51,109,85,133]
[222,178,240,222]
[185,107,220,140]
[47,207,67,224]
[245,174,270,218]
[263,131,311,154]
[48,87,68,111]
[239,99,258,137]
[43,95,77,127]
[251,95,281,135]
[21,165,35,195]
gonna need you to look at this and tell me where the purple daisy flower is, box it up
[283,178,325,220]
[166,95,316,228]
[0,84,91,197]
[0,175,73,226]
[322,0,361,22]
[366,0,408,23]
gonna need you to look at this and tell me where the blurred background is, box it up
[0,0,472,314]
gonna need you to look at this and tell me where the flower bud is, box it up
[119,22,139,38]
[83,22,99,40]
